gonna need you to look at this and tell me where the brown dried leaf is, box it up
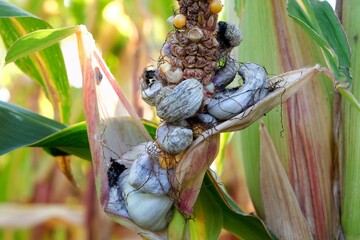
[55,156,77,187]
[0,204,83,228]
[259,123,313,239]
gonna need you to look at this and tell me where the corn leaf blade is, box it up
[287,0,360,113]
[31,122,91,161]
[0,1,70,122]
[0,0,38,17]
[5,26,80,64]
[0,101,66,155]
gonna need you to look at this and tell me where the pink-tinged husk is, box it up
[173,134,220,214]
[267,1,340,238]
[285,81,340,239]
[77,26,167,239]
[260,123,313,239]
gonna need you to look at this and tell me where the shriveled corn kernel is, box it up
[173,14,186,28]
[191,123,206,139]
[210,0,223,14]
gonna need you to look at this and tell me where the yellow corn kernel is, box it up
[210,0,223,14]
[158,151,177,169]
[173,14,187,28]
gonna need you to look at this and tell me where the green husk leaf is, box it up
[141,119,157,139]
[168,209,188,239]
[236,0,284,217]
[190,185,223,240]
[215,132,233,175]
[203,172,276,239]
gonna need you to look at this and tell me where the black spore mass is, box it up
[107,159,127,188]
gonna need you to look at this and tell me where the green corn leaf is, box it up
[311,1,351,71]
[0,101,66,155]
[0,101,159,161]
[30,122,91,161]
[5,26,80,64]
[287,0,360,112]
[0,0,38,17]
[0,101,89,161]
[0,1,71,123]
[287,0,351,81]
[338,87,360,112]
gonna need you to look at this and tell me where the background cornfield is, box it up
[1,0,360,239]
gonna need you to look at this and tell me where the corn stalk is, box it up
[340,1,360,239]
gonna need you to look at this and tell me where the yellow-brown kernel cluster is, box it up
[158,0,222,86]
[153,0,225,170]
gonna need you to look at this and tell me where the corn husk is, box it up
[233,1,340,238]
